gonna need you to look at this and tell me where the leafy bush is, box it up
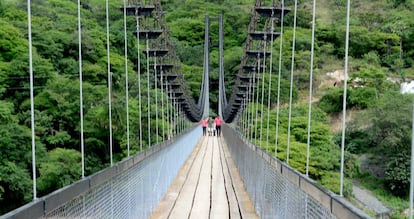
[333,122,373,153]
[346,91,414,197]
[344,151,361,178]
[318,87,344,113]
[348,87,377,109]
[384,151,410,197]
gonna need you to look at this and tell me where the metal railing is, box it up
[2,127,202,219]
[223,124,371,219]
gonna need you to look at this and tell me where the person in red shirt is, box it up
[214,116,222,137]
[201,117,208,136]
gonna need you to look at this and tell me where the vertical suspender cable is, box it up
[241,99,245,133]
[244,97,248,137]
[239,100,243,132]
[177,108,180,134]
[178,110,184,134]
[123,4,131,214]
[185,113,187,131]
[286,0,298,164]
[160,70,165,141]
[340,0,351,197]
[106,0,113,166]
[78,0,85,178]
[218,14,224,118]
[166,84,171,139]
[180,110,183,133]
[180,106,183,133]
[410,100,414,219]
[171,85,174,138]
[173,98,177,136]
[244,85,248,136]
[154,54,159,144]
[306,0,316,177]
[251,70,256,141]
[246,80,250,139]
[123,0,130,157]
[171,91,174,137]
[203,15,210,118]
[146,37,151,146]
[275,0,285,159]
[136,14,143,151]
[266,15,275,152]
[105,1,114,217]
[260,39,267,149]
[137,15,143,217]
[177,103,180,134]
[181,111,184,133]
[170,85,173,138]
[27,0,37,200]
[254,58,261,142]
[246,81,250,138]
[246,77,252,139]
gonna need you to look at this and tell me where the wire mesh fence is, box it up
[224,126,337,219]
[44,127,201,218]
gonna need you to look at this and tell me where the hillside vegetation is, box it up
[0,0,413,217]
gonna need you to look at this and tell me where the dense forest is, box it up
[0,0,413,217]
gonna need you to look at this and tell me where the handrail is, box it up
[222,124,371,219]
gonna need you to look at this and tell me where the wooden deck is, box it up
[150,135,258,219]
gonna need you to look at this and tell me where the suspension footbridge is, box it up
[0,0,397,218]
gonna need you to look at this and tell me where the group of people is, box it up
[201,116,222,137]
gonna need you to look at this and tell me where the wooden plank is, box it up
[221,139,259,219]
[150,136,258,219]
[189,137,213,219]
[219,138,242,219]
[169,137,209,219]
[210,137,230,219]
[150,137,206,219]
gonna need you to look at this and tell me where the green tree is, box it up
[37,148,82,196]
[0,19,27,62]
[348,87,377,109]
[349,91,413,196]
[0,161,32,214]
[0,1,3,16]
[384,151,410,197]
